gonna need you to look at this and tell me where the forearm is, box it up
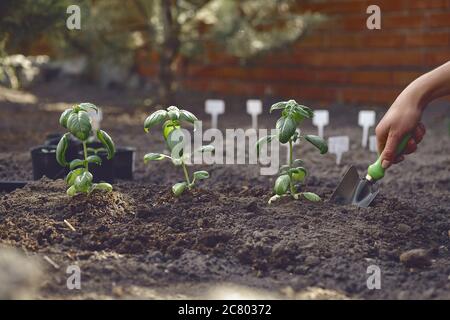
[406,61,450,110]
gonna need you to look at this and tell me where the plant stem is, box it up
[288,139,296,196]
[83,141,88,170]
[289,140,293,166]
[181,161,191,186]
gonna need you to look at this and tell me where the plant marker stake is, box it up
[358,110,376,148]
[328,136,349,165]
[312,110,329,138]
[286,129,301,163]
[205,99,225,129]
[87,107,103,132]
[246,99,262,129]
[369,135,377,153]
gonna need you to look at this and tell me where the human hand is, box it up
[375,88,426,169]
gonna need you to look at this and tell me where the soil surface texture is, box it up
[0,83,449,299]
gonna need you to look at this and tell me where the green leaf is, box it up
[304,134,328,154]
[172,182,187,196]
[289,167,307,182]
[171,158,183,166]
[289,109,305,124]
[144,153,169,163]
[193,170,209,181]
[69,159,85,170]
[274,174,291,195]
[166,127,185,153]
[90,182,112,193]
[179,110,198,123]
[162,120,180,140]
[167,106,180,120]
[276,116,297,144]
[96,130,115,160]
[302,192,321,202]
[67,110,92,141]
[292,159,305,167]
[78,102,98,113]
[86,155,102,165]
[270,101,287,113]
[56,133,69,167]
[144,110,168,132]
[67,185,77,196]
[293,104,314,119]
[59,109,73,128]
[278,165,290,174]
[74,171,93,193]
[256,134,276,156]
[66,168,85,186]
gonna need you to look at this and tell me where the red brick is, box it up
[392,71,423,86]
[426,12,450,28]
[408,0,450,9]
[424,50,450,66]
[405,32,449,47]
[349,71,392,85]
[382,14,425,29]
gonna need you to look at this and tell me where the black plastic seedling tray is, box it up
[0,181,28,193]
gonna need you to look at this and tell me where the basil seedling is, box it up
[144,106,214,196]
[57,103,116,196]
[256,99,328,204]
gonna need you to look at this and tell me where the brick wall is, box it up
[137,0,450,106]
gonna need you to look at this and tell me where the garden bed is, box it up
[0,84,449,299]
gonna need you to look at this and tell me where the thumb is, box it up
[379,131,402,169]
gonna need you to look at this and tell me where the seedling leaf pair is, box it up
[57,103,115,196]
[144,106,198,133]
[144,106,213,196]
[258,99,328,203]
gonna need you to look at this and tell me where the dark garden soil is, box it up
[0,83,449,299]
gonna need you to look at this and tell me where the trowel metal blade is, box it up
[330,166,360,205]
[330,165,380,207]
[351,179,380,208]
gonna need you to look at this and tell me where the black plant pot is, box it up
[0,181,27,193]
[31,145,68,180]
[45,133,81,162]
[79,149,115,183]
[114,147,135,180]
[86,142,135,181]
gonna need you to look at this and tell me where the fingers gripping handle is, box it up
[367,134,411,181]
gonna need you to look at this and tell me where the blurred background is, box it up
[0,0,449,183]
[1,0,450,107]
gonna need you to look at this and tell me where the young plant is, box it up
[56,103,115,196]
[256,99,328,204]
[143,106,214,196]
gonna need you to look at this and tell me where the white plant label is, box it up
[205,99,225,129]
[369,135,378,153]
[358,110,376,148]
[88,107,103,132]
[246,99,262,129]
[312,110,329,138]
[328,136,349,165]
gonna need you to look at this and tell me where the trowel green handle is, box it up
[367,134,411,181]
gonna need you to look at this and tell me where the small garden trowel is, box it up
[330,135,410,207]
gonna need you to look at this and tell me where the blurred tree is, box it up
[0,0,76,56]
[63,0,323,104]
[0,0,323,104]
